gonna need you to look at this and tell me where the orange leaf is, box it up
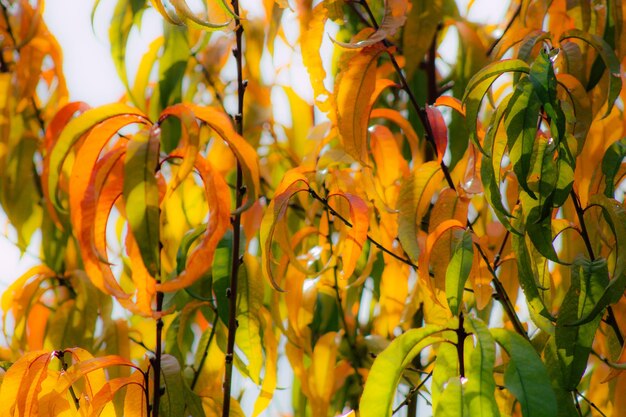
[0,351,50,416]
[336,43,385,162]
[157,152,231,292]
[260,169,310,291]
[185,104,260,213]
[327,192,369,279]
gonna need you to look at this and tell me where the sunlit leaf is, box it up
[335,0,409,49]
[360,325,445,416]
[336,44,385,162]
[398,161,443,261]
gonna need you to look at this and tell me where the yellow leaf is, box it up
[251,308,278,417]
[336,44,385,162]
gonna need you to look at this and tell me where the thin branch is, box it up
[605,306,624,346]
[486,3,522,56]
[308,187,419,270]
[152,290,164,417]
[571,190,595,261]
[222,1,247,415]
[323,203,365,396]
[576,390,608,417]
[56,351,80,410]
[191,313,219,390]
[392,371,433,415]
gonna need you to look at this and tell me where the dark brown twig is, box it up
[222,1,246,415]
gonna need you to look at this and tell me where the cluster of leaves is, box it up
[1,0,626,416]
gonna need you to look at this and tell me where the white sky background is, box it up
[0,0,509,285]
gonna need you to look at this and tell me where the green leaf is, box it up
[464,317,499,417]
[479,94,521,233]
[110,0,146,90]
[511,208,556,329]
[462,59,530,152]
[560,29,622,117]
[160,354,186,417]
[360,325,445,417]
[432,338,459,412]
[398,161,442,262]
[491,329,557,417]
[527,135,557,207]
[235,262,264,384]
[555,257,605,389]
[445,230,474,315]
[563,195,626,326]
[601,137,626,197]
[505,77,542,198]
[1,136,42,250]
[435,377,469,417]
[520,191,559,263]
[123,128,161,277]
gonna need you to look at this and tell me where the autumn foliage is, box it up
[1,0,626,416]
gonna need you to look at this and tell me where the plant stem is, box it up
[392,371,433,415]
[152,290,164,417]
[456,313,468,378]
[57,351,80,410]
[570,190,595,260]
[324,204,364,395]
[308,187,419,270]
[191,313,219,390]
[486,3,522,56]
[222,1,246,415]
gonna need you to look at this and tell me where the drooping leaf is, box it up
[169,0,232,30]
[560,29,622,117]
[360,325,445,417]
[505,77,542,198]
[336,43,385,162]
[601,137,626,197]
[251,308,278,417]
[464,316,499,417]
[491,329,558,417]
[159,354,186,417]
[158,152,231,292]
[511,207,557,327]
[123,127,161,277]
[46,103,149,212]
[398,161,443,261]
[260,169,309,291]
[445,230,473,315]
[555,257,606,389]
[186,104,260,213]
[462,59,530,152]
[327,192,369,279]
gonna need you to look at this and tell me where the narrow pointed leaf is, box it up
[491,329,557,417]
[445,230,474,315]
[336,44,385,162]
[360,325,445,417]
